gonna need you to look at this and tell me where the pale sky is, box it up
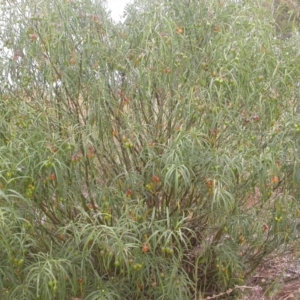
[106,0,132,22]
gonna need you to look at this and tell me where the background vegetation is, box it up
[1,0,300,299]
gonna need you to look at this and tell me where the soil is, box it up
[240,248,300,300]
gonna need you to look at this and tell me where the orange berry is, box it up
[142,243,150,253]
[125,189,133,197]
[176,27,183,34]
[272,176,279,184]
[206,180,213,187]
[58,234,65,241]
[49,174,56,181]
[87,146,95,159]
[152,175,161,183]
[70,57,76,65]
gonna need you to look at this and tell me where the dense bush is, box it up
[1,0,300,299]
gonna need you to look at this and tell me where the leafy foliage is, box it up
[1,0,300,299]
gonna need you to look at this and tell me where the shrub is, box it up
[1,0,300,298]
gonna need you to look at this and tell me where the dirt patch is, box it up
[203,248,300,299]
[241,249,300,300]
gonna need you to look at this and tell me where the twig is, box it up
[204,285,262,300]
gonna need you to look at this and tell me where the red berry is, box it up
[152,175,160,183]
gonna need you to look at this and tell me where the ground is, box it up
[242,248,300,300]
